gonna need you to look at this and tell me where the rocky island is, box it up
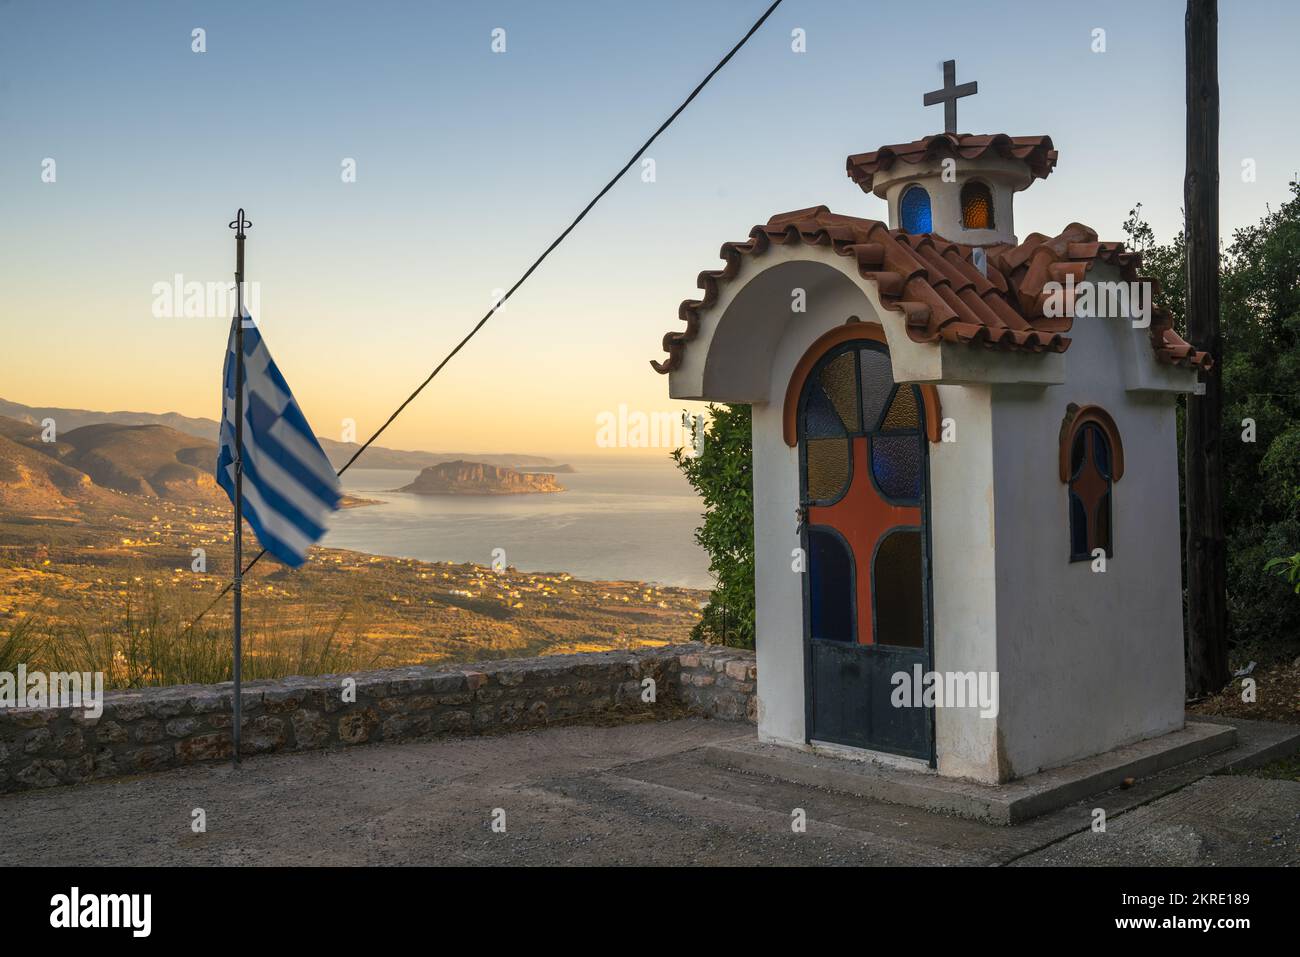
[396,460,564,495]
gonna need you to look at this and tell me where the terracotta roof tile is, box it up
[651,206,1211,375]
[846,133,1059,193]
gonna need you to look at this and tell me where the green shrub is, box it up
[673,404,755,648]
[1264,552,1300,595]
[1126,186,1300,651]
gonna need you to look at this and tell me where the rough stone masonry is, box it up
[0,643,756,793]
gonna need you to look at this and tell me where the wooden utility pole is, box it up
[1183,0,1229,696]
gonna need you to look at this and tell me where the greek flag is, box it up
[218,308,341,567]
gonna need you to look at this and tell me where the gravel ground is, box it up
[2,718,1296,866]
[1011,775,1300,866]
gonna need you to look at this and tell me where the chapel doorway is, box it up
[796,338,934,761]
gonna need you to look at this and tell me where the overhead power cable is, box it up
[183,0,785,632]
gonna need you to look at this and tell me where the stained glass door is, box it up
[798,339,934,760]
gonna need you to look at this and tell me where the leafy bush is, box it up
[1126,185,1300,653]
[673,404,755,648]
[1264,553,1300,595]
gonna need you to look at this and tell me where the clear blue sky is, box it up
[2,0,1294,454]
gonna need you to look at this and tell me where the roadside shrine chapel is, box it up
[653,62,1211,784]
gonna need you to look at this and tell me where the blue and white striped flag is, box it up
[218,308,341,567]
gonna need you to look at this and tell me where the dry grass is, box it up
[5,585,393,688]
[0,616,41,677]
[1189,654,1300,725]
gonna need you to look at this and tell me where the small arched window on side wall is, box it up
[1059,404,1124,562]
[899,185,932,234]
[960,181,994,230]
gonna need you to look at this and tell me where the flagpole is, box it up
[229,208,250,767]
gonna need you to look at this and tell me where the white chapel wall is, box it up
[988,275,1188,778]
[927,383,1003,782]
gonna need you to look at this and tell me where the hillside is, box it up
[0,417,44,442]
[0,416,223,509]
[0,426,121,513]
[52,424,222,504]
[397,460,564,495]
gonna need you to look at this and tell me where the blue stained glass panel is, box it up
[871,434,922,501]
[900,186,932,234]
[809,529,855,643]
[1070,493,1088,556]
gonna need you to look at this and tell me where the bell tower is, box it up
[845,61,1057,247]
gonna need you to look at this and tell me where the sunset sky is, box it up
[3,0,1296,456]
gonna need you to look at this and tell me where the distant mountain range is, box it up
[0,398,569,472]
[0,398,217,442]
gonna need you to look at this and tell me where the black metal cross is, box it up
[923,60,977,134]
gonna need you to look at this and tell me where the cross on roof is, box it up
[923,59,977,134]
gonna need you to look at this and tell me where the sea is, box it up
[321,455,714,590]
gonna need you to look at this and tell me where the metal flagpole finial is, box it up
[228,208,252,238]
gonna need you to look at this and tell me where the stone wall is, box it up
[676,645,758,722]
[0,643,756,793]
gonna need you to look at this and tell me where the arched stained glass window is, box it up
[794,334,935,758]
[798,340,929,650]
[899,185,932,234]
[1060,404,1124,563]
[801,348,927,507]
[1068,424,1112,560]
[961,181,993,230]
